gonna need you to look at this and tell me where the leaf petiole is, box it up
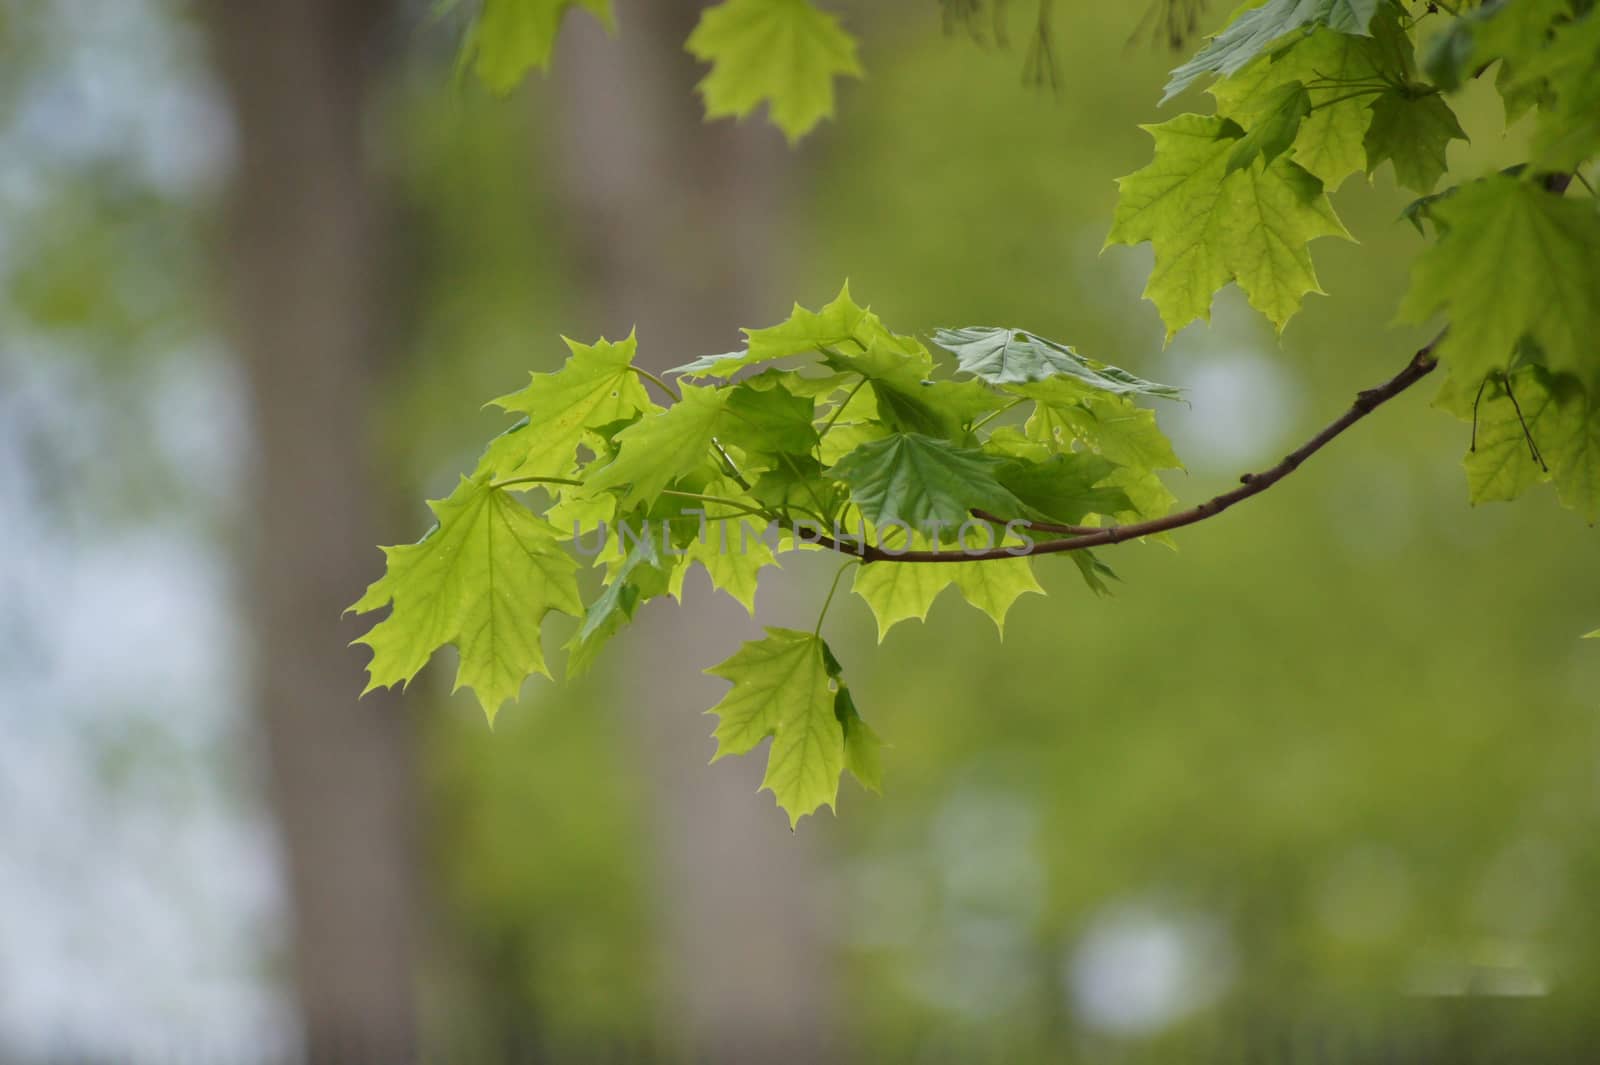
[631,365,681,403]
[814,558,862,638]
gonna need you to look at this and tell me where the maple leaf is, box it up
[999,453,1134,526]
[1107,114,1351,338]
[1400,176,1600,385]
[666,477,782,613]
[1423,0,1595,167]
[1511,9,1600,170]
[1018,383,1181,523]
[685,0,862,143]
[705,628,867,825]
[931,326,1183,399]
[671,284,920,379]
[950,557,1045,636]
[851,552,959,640]
[824,341,1002,440]
[1211,14,1415,191]
[831,433,1025,540]
[566,533,666,677]
[1163,0,1382,102]
[1363,90,1468,193]
[487,334,656,480]
[1225,81,1311,176]
[583,385,732,507]
[351,475,582,720]
[459,0,614,92]
[721,379,820,458]
[833,687,884,795]
[1435,366,1600,522]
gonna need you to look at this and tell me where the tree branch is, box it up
[828,337,1441,565]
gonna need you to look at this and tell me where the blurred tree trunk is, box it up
[555,5,839,1062]
[207,2,421,1060]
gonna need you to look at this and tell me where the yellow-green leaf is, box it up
[685,0,862,143]
[1400,176,1600,384]
[1107,114,1351,338]
[705,628,859,825]
[487,334,655,480]
[351,475,582,720]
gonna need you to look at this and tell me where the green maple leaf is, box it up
[1435,368,1558,505]
[1225,81,1311,176]
[1435,367,1600,521]
[998,453,1134,525]
[831,433,1026,540]
[565,533,668,677]
[949,556,1044,636]
[1163,0,1382,102]
[351,475,582,720]
[750,453,846,520]
[668,515,780,612]
[823,340,1000,439]
[564,579,638,678]
[487,334,655,479]
[1400,176,1600,384]
[1211,15,1410,191]
[1424,0,1595,167]
[705,628,866,825]
[1363,90,1468,193]
[820,418,891,465]
[458,0,614,92]
[850,554,958,640]
[1108,114,1351,338]
[848,522,1042,638]
[931,326,1183,399]
[1424,0,1571,92]
[671,284,917,379]
[744,283,911,361]
[1543,388,1600,523]
[685,0,862,143]
[833,687,883,794]
[1511,10,1600,170]
[721,379,820,457]
[1019,384,1181,523]
[667,478,781,612]
[1018,384,1183,470]
[583,385,731,507]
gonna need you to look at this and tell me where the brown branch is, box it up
[821,338,1441,565]
[970,508,1099,537]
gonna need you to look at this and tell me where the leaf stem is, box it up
[1308,87,1390,112]
[818,375,870,439]
[632,365,681,403]
[659,489,774,519]
[491,474,584,490]
[969,397,1026,434]
[491,473,775,522]
[711,438,754,490]
[814,558,861,638]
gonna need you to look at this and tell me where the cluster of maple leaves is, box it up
[353,288,1183,823]
[356,0,1600,824]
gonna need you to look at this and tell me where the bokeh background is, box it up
[1,0,1597,1061]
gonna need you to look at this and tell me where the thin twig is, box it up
[818,337,1442,565]
[970,507,1099,537]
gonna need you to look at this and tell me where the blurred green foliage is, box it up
[8,0,1598,1058]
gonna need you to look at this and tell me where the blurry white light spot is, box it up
[1064,904,1233,1036]
[1159,351,1301,470]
